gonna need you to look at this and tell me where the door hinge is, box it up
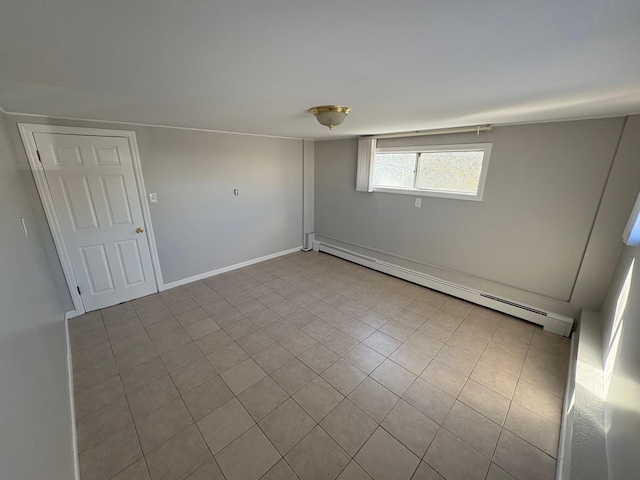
[36,150,42,162]
[77,286,81,295]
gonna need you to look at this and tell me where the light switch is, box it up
[149,193,158,203]
[414,198,421,208]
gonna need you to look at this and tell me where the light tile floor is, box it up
[70,251,570,480]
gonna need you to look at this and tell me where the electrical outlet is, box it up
[234,189,239,196]
[414,198,421,208]
[149,193,158,203]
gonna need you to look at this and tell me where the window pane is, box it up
[416,150,484,193]
[373,153,416,188]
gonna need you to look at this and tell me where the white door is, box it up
[34,133,157,311]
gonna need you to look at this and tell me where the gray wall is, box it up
[0,112,75,479]
[7,115,305,286]
[600,244,640,480]
[315,117,640,315]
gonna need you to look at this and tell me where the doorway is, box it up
[19,124,163,314]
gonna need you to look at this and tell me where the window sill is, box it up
[372,187,483,201]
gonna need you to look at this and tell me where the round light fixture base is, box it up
[309,105,351,130]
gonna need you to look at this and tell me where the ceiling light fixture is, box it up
[309,105,351,130]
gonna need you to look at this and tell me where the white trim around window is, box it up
[372,142,492,201]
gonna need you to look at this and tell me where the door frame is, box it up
[18,123,164,316]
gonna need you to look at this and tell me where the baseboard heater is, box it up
[317,242,573,336]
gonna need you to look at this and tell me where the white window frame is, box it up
[372,142,492,201]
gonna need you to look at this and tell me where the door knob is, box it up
[136,227,144,234]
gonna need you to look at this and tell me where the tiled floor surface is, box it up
[70,251,570,480]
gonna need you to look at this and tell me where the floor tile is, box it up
[76,398,133,453]
[471,361,518,399]
[370,359,417,396]
[355,427,420,480]
[486,463,516,480]
[321,331,360,356]
[136,398,193,454]
[285,426,350,480]
[298,343,340,374]
[271,358,318,394]
[402,378,454,424]
[170,357,217,394]
[343,344,385,375]
[264,318,299,341]
[389,344,432,375]
[358,311,391,329]
[320,399,377,456]
[127,375,179,420]
[503,402,560,458]
[261,459,299,480]
[237,375,289,421]
[433,344,477,376]
[194,329,234,355]
[145,424,211,480]
[236,329,276,355]
[185,318,220,341]
[512,380,562,426]
[479,343,525,377]
[74,375,125,420]
[339,319,376,341]
[79,423,142,480]
[293,376,344,421]
[280,330,318,356]
[379,320,414,342]
[224,318,259,341]
[259,398,316,455]
[493,430,556,480]
[442,401,501,459]
[381,400,439,457]
[424,429,490,480]
[111,459,151,480]
[363,331,401,356]
[417,321,455,343]
[420,361,468,397]
[215,425,280,480]
[184,459,224,480]
[197,398,255,455]
[411,462,444,480]
[207,342,249,373]
[175,307,210,327]
[182,376,234,421]
[458,379,510,425]
[161,343,203,373]
[287,308,320,328]
[337,461,372,480]
[321,359,367,396]
[252,342,295,373]
[220,358,266,394]
[402,332,444,359]
[302,319,338,341]
[347,378,399,423]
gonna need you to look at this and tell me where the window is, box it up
[372,143,492,200]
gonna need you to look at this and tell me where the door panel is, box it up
[116,240,146,286]
[34,132,156,311]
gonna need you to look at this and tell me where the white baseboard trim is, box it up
[318,241,574,336]
[556,326,578,480]
[64,311,80,480]
[163,246,303,290]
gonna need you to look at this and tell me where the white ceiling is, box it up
[1,0,639,140]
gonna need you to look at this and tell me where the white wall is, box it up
[0,112,75,479]
[7,114,306,287]
[314,117,640,316]
[600,243,640,480]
